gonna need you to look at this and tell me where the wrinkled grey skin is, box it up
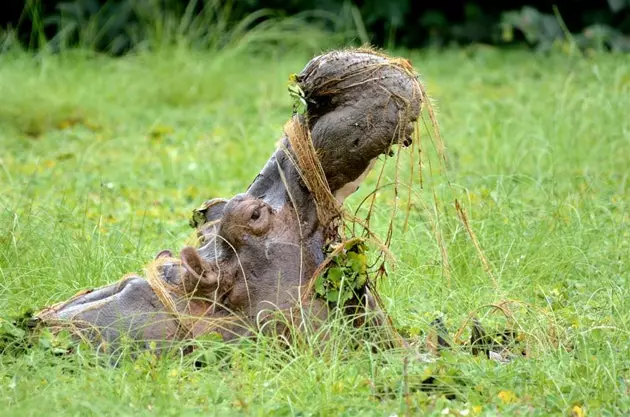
[35,50,422,351]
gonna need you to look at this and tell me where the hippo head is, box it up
[34,48,424,352]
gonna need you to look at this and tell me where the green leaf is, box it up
[607,0,629,13]
[338,289,353,305]
[356,272,367,288]
[196,331,224,343]
[316,239,371,306]
[326,290,340,303]
[327,267,344,286]
[347,251,367,275]
[288,79,307,114]
[314,274,326,296]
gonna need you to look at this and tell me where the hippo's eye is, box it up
[251,207,261,221]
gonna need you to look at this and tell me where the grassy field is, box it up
[0,39,629,416]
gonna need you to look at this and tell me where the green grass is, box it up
[0,41,629,416]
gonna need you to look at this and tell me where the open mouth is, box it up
[32,47,424,353]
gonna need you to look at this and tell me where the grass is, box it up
[0,38,629,416]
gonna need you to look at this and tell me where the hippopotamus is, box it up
[34,48,424,353]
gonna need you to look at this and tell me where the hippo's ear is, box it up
[180,246,205,280]
[179,246,222,296]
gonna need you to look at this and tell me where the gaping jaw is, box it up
[34,48,423,351]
